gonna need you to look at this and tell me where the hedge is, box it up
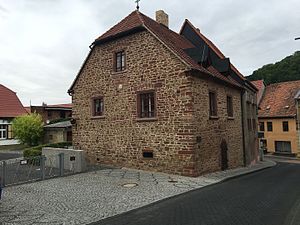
[23,142,72,158]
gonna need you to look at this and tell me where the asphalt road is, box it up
[0,152,21,161]
[91,160,300,225]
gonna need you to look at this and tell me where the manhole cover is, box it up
[168,180,178,183]
[122,183,138,188]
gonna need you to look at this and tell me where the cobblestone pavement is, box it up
[93,161,300,225]
[0,160,274,225]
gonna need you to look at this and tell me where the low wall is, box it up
[42,147,86,173]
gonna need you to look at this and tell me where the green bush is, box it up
[12,113,44,146]
[23,142,72,158]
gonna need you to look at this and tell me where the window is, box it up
[259,122,265,131]
[267,122,273,132]
[275,141,291,153]
[209,92,217,117]
[138,92,155,118]
[92,98,104,117]
[115,51,125,72]
[0,125,7,139]
[282,121,289,132]
[227,96,233,117]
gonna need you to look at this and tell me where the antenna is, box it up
[295,37,300,40]
[135,0,140,10]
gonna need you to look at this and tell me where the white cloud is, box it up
[0,0,299,105]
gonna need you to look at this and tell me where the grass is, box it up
[0,144,28,152]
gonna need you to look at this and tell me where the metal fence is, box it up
[0,153,76,187]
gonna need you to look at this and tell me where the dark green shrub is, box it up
[23,142,72,158]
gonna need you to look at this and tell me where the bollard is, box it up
[40,155,46,180]
[59,153,64,176]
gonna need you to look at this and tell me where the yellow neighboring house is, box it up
[253,80,300,156]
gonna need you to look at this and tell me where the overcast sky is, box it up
[0,0,299,106]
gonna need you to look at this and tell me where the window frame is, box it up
[282,121,289,132]
[114,50,126,72]
[267,121,273,132]
[209,91,218,118]
[91,97,104,118]
[137,90,156,120]
[259,122,265,131]
[226,95,234,118]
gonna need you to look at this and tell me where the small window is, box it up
[252,119,256,131]
[282,121,289,132]
[209,92,217,117]
[248,119,252,131]
[47,111,52,118]
[138,92,155,118]
[60,111,66,118]
[92,98,104,117]
[259,122,265,131]
[227,96,233,117]
[115,51,125,72]
[267,122,273,132]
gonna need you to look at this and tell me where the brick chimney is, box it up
[156,10,169,28]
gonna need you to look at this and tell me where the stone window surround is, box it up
[113,49,127,73]
[136,90,157,122]
[208,90,218,119]
[226,95,234,119]
[90,96,105,119]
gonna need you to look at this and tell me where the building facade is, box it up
[255,80,300,155]
[69,10,258,176]
[27,104,72,124]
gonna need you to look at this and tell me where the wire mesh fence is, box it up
[0,153,81,187]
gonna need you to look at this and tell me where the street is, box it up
[92,159,300,225]
[0,152,21,161]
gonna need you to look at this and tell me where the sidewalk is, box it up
[0,160,275,225]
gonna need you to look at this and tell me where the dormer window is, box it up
[115,51,126,72]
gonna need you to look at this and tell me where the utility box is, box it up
[42,147,86,173]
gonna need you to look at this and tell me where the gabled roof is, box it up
[258,80,300,118]
[0,84,27,118]
[69,10,245,92]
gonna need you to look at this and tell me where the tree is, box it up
[12,113,44,146]
[247,51,300,84]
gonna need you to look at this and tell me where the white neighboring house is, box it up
[0,84,27,145]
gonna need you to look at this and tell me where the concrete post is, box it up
[59,153,64,176]
[40,156,46,180]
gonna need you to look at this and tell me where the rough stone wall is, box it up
[72,30,245,176]
[72,31,198,176]
[190,75,244,175]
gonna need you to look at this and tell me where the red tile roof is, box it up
[258,80,300,118]
[46,103,72,109]
[251,80,264,90]
[70,10,245,92]
[0,84,27,118]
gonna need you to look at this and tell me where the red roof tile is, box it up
[0,84,27,118]
[258,80,300,118]
[70,11,244,91]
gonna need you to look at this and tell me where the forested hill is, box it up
[247,51,300,85]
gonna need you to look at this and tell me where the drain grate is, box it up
[122,183,138,188]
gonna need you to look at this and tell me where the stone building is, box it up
[44,120,72,144]
[68,10,258,176]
